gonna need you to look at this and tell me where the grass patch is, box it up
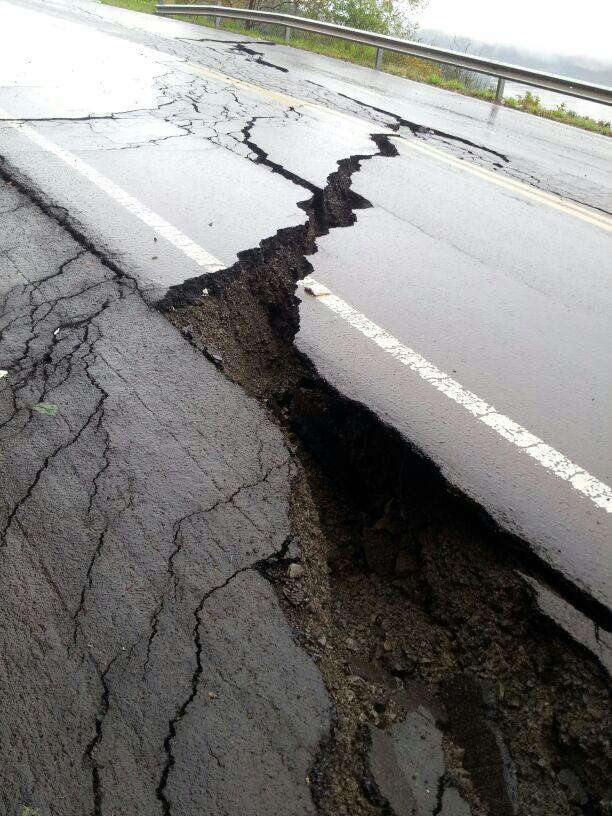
[503,91,611,135]
[101,0,156,11]
[100,0,611,137]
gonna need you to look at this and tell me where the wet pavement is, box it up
[0,177,329,815]
[0,0,611,813]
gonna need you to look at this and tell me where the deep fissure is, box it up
[162,132,612,815]
[1,120,609,815]
[161,129,610,633]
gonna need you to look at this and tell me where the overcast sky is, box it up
[417,0,611,62]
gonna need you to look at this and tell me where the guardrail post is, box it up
[495,77,505,103]
[284,26,291,43]
[215,15,221,28]
[375,47,384,70]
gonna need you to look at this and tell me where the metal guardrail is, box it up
[156,4,612,107]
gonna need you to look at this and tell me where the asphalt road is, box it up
[0,0,611,812]
[0,177,330,814]
[3,0,608,604]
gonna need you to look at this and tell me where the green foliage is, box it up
[517,90,541,111]
[299,0,415,35]
[32,402,59,417]
[503,93,611,134]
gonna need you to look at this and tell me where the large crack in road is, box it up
[0,9,610,814]
[161,127,612,816]
[1,110,609,816]
[7,0,608,211]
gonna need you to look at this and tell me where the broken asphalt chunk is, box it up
[442,673,519,815]
[440,786,473,815]
[365,681,458,815]
[366,688,445,815]
[287,562,304,579]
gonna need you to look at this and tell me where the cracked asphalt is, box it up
[0,0,611,813]
[0,177,330,815]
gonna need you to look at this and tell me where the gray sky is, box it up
[417,0,611,62]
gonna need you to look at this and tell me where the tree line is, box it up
[236,0,424,37]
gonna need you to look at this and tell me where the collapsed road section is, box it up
[161,133,612,816]
[0,3,610,815]
[0,123,610,816]
[0,128,609,816]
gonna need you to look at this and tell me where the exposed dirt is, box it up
[161,136,612,816]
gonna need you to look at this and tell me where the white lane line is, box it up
[300,276,612,514]
[0,109,225,273]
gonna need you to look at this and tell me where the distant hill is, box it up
[417,28,612,87]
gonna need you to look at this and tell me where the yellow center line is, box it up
[186,61,386,131]
[185,61,612,232]
[396,137,612,231]
[187,62,305,108]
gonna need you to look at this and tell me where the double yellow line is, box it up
[186,61,612,232]
[396,136,612,231]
